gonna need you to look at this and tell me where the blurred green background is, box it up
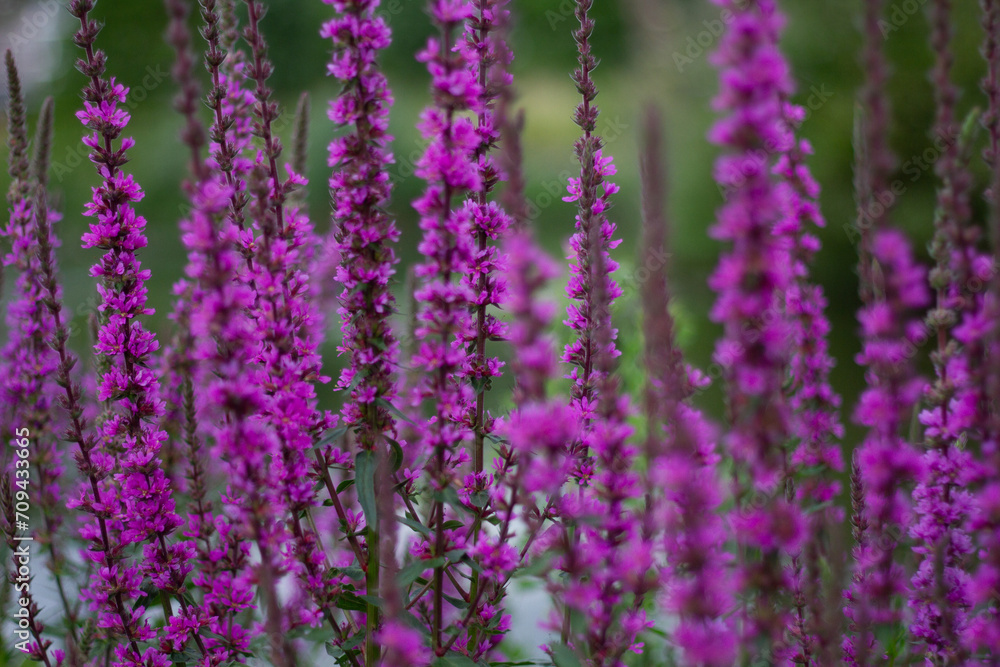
[0,0,991,451]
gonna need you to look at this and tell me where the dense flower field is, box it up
[2,0,1000,665]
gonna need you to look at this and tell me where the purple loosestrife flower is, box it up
[775,104,844,513]
[237,1,335,653]
[965,0,1000,656]
[496,107,577,621]
[179,175,263,663]
[410,0,482,648]
[69,3,204,663]
[27,86,144,667]
[443,4,517,655]
[639,108,737,667]
[322,0,400,451]
[159,0,212,489]
[908,0,978,660]
[321,2,402,655]
[1,59,72,626]
[199,0,256,239]
[2,79,79,644]
[164,7,267,660]
[459,0,512,474]
[845,1,930,662]
[773,74,844,665]
[547,159,650,666]
[2,55,61,450]
[500,225,581,654]
[561,1,622,475]
[708,0,803,656]
[546,6,645,663]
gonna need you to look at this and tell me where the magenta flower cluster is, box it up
[5,0,1000,666]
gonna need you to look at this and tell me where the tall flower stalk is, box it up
[966,0,1000,656]
[458,3,513,652]
[845,2,930,663]
[237,2,334,660]
[907,0,978,661]
[640,107,737,667]
[69,2,207,663]
[708,0,803,658]
[322,0,399,661]
[460,0,511,476]
[1,56,77,644]
[410,0,481,651]
[562,0,622,457]
[774,47,845,667]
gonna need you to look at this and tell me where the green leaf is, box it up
[400,609,432,635]
[171,646,202,666]
[443,593,469,610]
[470,490,489,508]
[317,424,349,448]
[433,652,478,667]
[397,513,432,537]
[377,397,413,424]
[445,548,467,562]
[485,432,508,446]
[388,436,404,472]
[337,478,355,493]
[517,552,554,577]
[358,594,385,608]
[461,554,484,575]
[335,591,368,612]
[342,632,365,651]
[470,375,491,395]
[805,500,834,515]
[397,557,446,589]
[328,565,365,581]
[355,450,378,527]
[435,486,472,513]
[550,643,582,667]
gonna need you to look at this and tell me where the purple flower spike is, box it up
[179,174,261,663]
[69,2,199,663]
[965,0,1000,658]
[844,2,931,663]
[640,107,738,667]
[771,28,845,665]
[561,0,623,488]
[323,0,400,452]
[410,0,481,648]
[708,0,804,657]
[458,0,513,476]
[906,0,981,660]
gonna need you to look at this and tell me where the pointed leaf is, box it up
[355,450,377,527]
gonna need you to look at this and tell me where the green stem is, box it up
[366,521,381,665]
